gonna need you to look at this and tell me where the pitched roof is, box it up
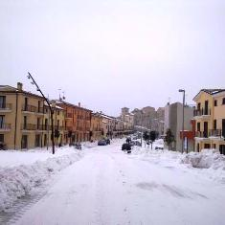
[193,89,225,101]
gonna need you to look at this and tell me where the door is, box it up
[21,135,28,149]
[35,135,41,147]
[222,119,225,138]
[204,122,208,138]
[220,145,225,155]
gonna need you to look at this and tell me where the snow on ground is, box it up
[0,146,84,212]
[1,139,225,225]
[0,146,78,168]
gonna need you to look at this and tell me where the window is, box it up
[0,115,5,128]
[223,98,225,105]
[197,122,200,132]
[24,97,28,110]
[0,134,4,142]
[24,116,27,129]
[38,101,41,112]
[0,96,6,108]
[214,120,217,130]
[214,100,217,107]
[37,118,40,129]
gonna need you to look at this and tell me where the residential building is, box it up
[119,107,134,131]
[193,89,225,154]
[155,107,165,135]
[164,102,194,152]
[43,101,66,147]
[0,83,45,149]
[55,100,92,144]
[132,106,156,131]
[91,112,103,141]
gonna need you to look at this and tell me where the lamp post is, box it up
[27,72,55,154]
[179,89,185,154]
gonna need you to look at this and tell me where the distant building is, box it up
[164,102,194,152]
[119,107,134,131]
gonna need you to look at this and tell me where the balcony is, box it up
[0,123,11,131]
[209,129,223,139]
[22,105,44,114]
[22,124,42,131]
[195,131,209,139]
[194,108,211,118]
[0,104,12,112]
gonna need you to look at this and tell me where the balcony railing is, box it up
[0,104,12,111]
[22,124,39,130]
[194,108,211,117]
[0,123,11,130]
[22,105,44,114]
[195,131,209,138]
[209,129,222,137]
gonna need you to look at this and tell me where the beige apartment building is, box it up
[0,83,45,149]
[193,89,225,154]
[43,101,66,148]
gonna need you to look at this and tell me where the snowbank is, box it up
[0,152,83,212]
[180,149,225,170]
[0,146,77,168]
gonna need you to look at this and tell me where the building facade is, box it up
[0,83,46,149]
[55,100,92,144]
[164,102,194,152]
[193,89,225,154]
[91,112,103,141]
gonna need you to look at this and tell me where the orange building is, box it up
[55,100,92,144]
[91,112,103,141]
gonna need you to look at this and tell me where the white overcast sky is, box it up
[0,0,225,116]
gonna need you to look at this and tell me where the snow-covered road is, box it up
[11,140,225,225]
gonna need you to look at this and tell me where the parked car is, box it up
[121,143,131,151]
[98,139,107,146]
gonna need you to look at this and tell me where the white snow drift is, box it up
[0,151,83,212]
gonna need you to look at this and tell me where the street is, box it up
[10,140,225,225]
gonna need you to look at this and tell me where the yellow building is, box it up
[0,83,45,149]
[193,89,225,154]
[43,101,66,147]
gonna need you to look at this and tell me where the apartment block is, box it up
[55,100,92,143]
[0,83,45,149]
[193,89,225,154]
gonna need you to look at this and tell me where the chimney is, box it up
[51,100,56,108]
[78,102,81,107]
[17,82,23,91]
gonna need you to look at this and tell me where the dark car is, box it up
[121,143,131,151]
[105,138,111,145]
[98,139,107,146]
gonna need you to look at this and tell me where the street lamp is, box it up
[27,72,55,154]
[179,89,185,154]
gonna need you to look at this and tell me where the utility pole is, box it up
[27,72,55,154]
[179,89,185,154]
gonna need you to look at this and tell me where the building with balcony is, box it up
[91,112,103,141]
[0,82,45,149]
[193,89,225,154]
[55,100,92,144]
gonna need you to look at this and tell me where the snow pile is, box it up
[180,149,225,170]
[0,152,83,212]
[0,146,77,168]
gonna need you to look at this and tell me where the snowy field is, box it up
[0,139,225,225]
